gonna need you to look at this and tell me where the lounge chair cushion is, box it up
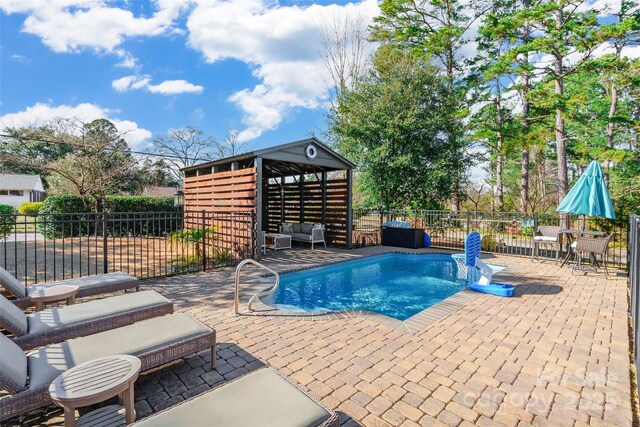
[0,334,27,393]
[0,294,27,336]
[132,368,331,427]
[301,223,314,234]
[27,313,210,390]
[0,267,26,298]
[292,223,302,233]
[26,272,138,297]
[27,290,171,335]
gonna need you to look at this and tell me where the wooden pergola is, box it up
[183,138,356,256]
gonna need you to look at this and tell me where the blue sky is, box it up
[0,0,378,152]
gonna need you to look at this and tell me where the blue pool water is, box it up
[268,253,467,320]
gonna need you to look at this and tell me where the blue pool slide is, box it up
[465,232,515,297]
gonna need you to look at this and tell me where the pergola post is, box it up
[255,157,263,260]
[346,169,353,249]
[321,172,328,227]
[280,176,285,227]
[299,174,305,223]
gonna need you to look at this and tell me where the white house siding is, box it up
[0,193,30,209]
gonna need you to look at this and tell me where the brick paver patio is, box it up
[10,247,634,426]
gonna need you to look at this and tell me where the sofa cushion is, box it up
[300,223,314,234]
[0,266,26,298]
[27,290,171,335]
[0,334,27,393]
[292,223,301,233]
[27,313,211,389]
[0,294,28,336]
[26,272,138,297]
[131,368,331,427]
[282,223,293,234]
[292,233,312,241]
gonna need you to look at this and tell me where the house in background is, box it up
[0,174,45,208]
[141,186,179,197]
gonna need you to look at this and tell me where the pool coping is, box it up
[243,251,509,335]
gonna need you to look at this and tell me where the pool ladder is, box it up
[233,259,280,315]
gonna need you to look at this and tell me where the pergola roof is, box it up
[182,137,355,178]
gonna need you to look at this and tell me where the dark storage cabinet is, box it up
[382,227,424,249]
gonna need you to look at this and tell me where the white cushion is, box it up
[533,236,557,242]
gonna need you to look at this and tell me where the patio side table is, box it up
[49,355,141,427]
[30,285,79,312]
[264,233,292,252]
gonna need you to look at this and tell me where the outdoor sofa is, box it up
[0,290,173,350]
[0,267,140,309]
[127,367,339,427]
[280,222,326,249]
[0,313,216,421]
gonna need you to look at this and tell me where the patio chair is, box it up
[0,267,140,309]
[571,233,615,276]
[0,313,216,421]
[0,290,173,350]
[531,226,561,261]
[127,367,339,427]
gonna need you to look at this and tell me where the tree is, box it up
[371,0,488,211]
[42,118,140,211]
[148,126,249,181]
[148,126,218,181]
[0,126,73,182]
[315,9,370,102]
[329,46,466,209]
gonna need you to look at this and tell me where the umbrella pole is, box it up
[581,215,586,231]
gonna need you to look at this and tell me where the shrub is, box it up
[38,194,181,238]
[38,195,90,238]
[0,204,14,239]
[17,202,43,215]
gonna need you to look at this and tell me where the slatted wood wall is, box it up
[184,167,257,257]
[266,177,348,246]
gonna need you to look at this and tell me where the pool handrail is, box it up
[233,259,280,315]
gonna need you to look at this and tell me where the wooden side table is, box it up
[30,285,79,311]
[49,355,141,427]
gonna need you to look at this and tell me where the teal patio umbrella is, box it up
[556,160,616,222]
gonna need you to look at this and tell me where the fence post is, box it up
[201,210,207,272]
[102,211,108,274]
[250,212,255,260]
[466,211,471,235]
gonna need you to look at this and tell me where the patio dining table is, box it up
[559,228,605,267]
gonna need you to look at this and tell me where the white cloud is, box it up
[0,102,151,147]
[186,0,379,141]
[0,0,186,53]
[114,49,139,69]
[147,80,204,95]
[111,74,203,95]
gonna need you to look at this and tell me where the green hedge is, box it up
[0,204,14,239]
[38,195,181,238]
[18,201,43,215]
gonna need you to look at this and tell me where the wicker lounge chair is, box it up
[0,267,140,309]
[0,313,216,421]
[128,367,338,427]
[0,290,173,350]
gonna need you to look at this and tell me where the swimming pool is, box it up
[265,253,467,321]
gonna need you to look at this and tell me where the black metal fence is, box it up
[0,210,255,285]
[630,215,640,397]
[353,209,629,268]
